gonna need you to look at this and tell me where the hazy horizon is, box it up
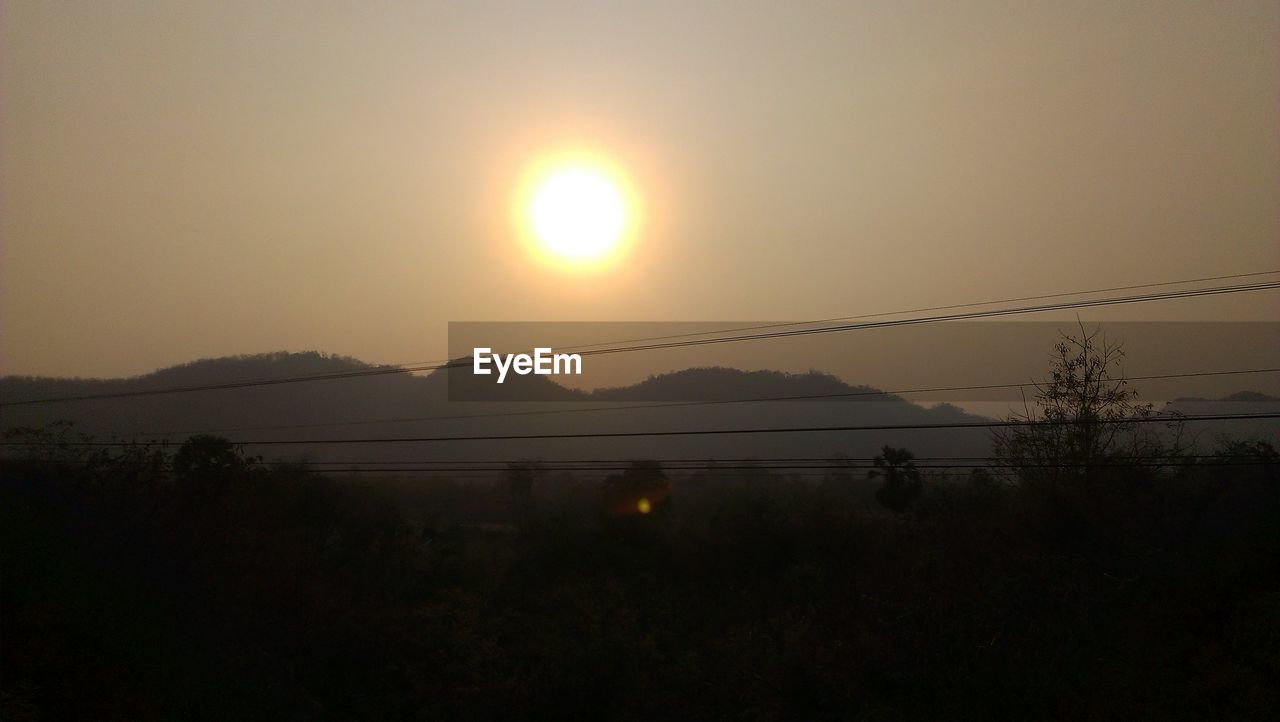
[4,0,1278,378]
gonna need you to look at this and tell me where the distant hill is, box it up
[1169,390,1280,404]
[1162,391,1280,445]
[588,367,884,402]
[6,351,1270,469]
[1,353,939,420]
[0,351,435,443]
[0,351,381,398]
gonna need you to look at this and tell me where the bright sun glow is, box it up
[531,167,625,260]
[517,154,637,271]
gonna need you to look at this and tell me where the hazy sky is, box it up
[3,1,1277,378]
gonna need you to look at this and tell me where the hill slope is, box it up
[0,352,1030,465]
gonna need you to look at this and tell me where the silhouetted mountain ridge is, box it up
[7,351,1267,464]
[2,354,916,408]
[1169,390,1279,403]
[1,351,380,396]
[587,367,887,402]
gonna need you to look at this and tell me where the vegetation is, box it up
[870,446,922,514]
[2,332,1277,720]
[993,324,1187,491]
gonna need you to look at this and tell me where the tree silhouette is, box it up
[1,420,91,465]
[871,445,922,514]
[172,434,256,498]
[503,460,541,529]
[992,323,1185,491]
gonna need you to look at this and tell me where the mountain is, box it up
[1,350,1178,470]
[1162,391,1280,443]
[1168,390,1280,404]
[587,367,879,402]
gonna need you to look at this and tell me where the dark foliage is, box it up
[3,429,1278,720]
[870,446,922,514]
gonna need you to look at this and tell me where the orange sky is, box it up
[2,1,1277,378]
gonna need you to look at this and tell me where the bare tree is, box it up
[992,322,1185,491]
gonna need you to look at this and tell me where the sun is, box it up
[516,153,638,270]
[531,167,625,260]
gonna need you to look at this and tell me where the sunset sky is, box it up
[2,0,1277,378]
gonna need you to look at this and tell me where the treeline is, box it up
[2,427,1278,720]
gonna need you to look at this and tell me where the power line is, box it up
[253,452,1269,467]
[134,366,1280,436]
[566,280,1280,357]
[3,274,1277,407]
[5,411,1275,447]
[259,459,1277,473]
[28,454,1275,475]
[281,269,1280,365]
[47,457,1266,469]
[262,456,994,466]
[545,269,1280,352]
[295,460,1274,474]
